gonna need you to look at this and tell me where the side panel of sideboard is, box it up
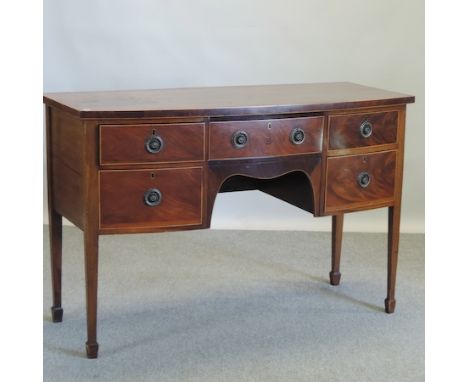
[46,106,85,230]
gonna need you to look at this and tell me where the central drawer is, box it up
[209,116,323,160]
[99,167,203,230]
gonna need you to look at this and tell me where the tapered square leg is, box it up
[386,205,401,313]
[84,229,99,358]
[329,214,344,286]
[46,105,64,323]
[49,210,63,322]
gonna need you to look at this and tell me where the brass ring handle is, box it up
[144,188,162,206]
[145,135,164,154]
[360,121,373,138]
[290,127,305,145]
[231,131,248,149]
[357,172,371,188]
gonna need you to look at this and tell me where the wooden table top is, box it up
[43,82,415,119]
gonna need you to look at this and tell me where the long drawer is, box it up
[99,167,203,229]
[209,116,323,160]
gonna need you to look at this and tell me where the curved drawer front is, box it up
[328,111,398,150]
[325,151,396,213]
[100,123,205,165]
[209,116,323,160]
[100,167,203,229]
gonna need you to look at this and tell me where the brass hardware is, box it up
[143,188,162,206]
[357,172,371,188]
[360,121,373,138]
[290,127,305,145]
[231,131,248,148]
[145,134,164,153]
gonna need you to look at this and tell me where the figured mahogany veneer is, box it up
[100,122,205,165]
[44,82,414,359]
[325,151,396,213]
[209,116,323,160]
[328,110,398,151]
[100,167,203,230]
[43,82,414,118]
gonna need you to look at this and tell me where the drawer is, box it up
[328,111,398,150]
[325,151,396,213]
[100,123,205,165]
[209,116,323,160]
[100,167,203,229]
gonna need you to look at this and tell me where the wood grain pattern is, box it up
[328,110,398,150]
[43,83,415,358]
[52,160,84,229]
[51,108,84,174]
[100,122,205,165]
[325,151,396,213]
[48,107,85,229]
[209,116,323,160]
[100,167,203,229]
[326,143,398,157]
[43,82,415,119]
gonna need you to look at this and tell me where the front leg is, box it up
[385,205,401,313]
[329,214,344,285]
[84,229,99,358]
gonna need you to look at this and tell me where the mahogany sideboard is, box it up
[44,82,415,358]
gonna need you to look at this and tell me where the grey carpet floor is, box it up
[43,226,424,382]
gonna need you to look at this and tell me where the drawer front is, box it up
[100,123,205,165]
[100,167,203,229]
[325,151,396,212]
[328,111,398,150]
[209,116,323,160]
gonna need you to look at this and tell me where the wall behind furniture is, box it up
[43,0,424,233]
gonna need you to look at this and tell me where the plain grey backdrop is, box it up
[43,0,424,233]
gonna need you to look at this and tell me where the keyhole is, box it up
[267,122,272,129]
[150,172,155,179]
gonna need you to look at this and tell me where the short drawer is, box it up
[328,111,398,150]
[100,123,205,165]
[99,167,203,229]
[325,151,396,213]
[209,116,323,160]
